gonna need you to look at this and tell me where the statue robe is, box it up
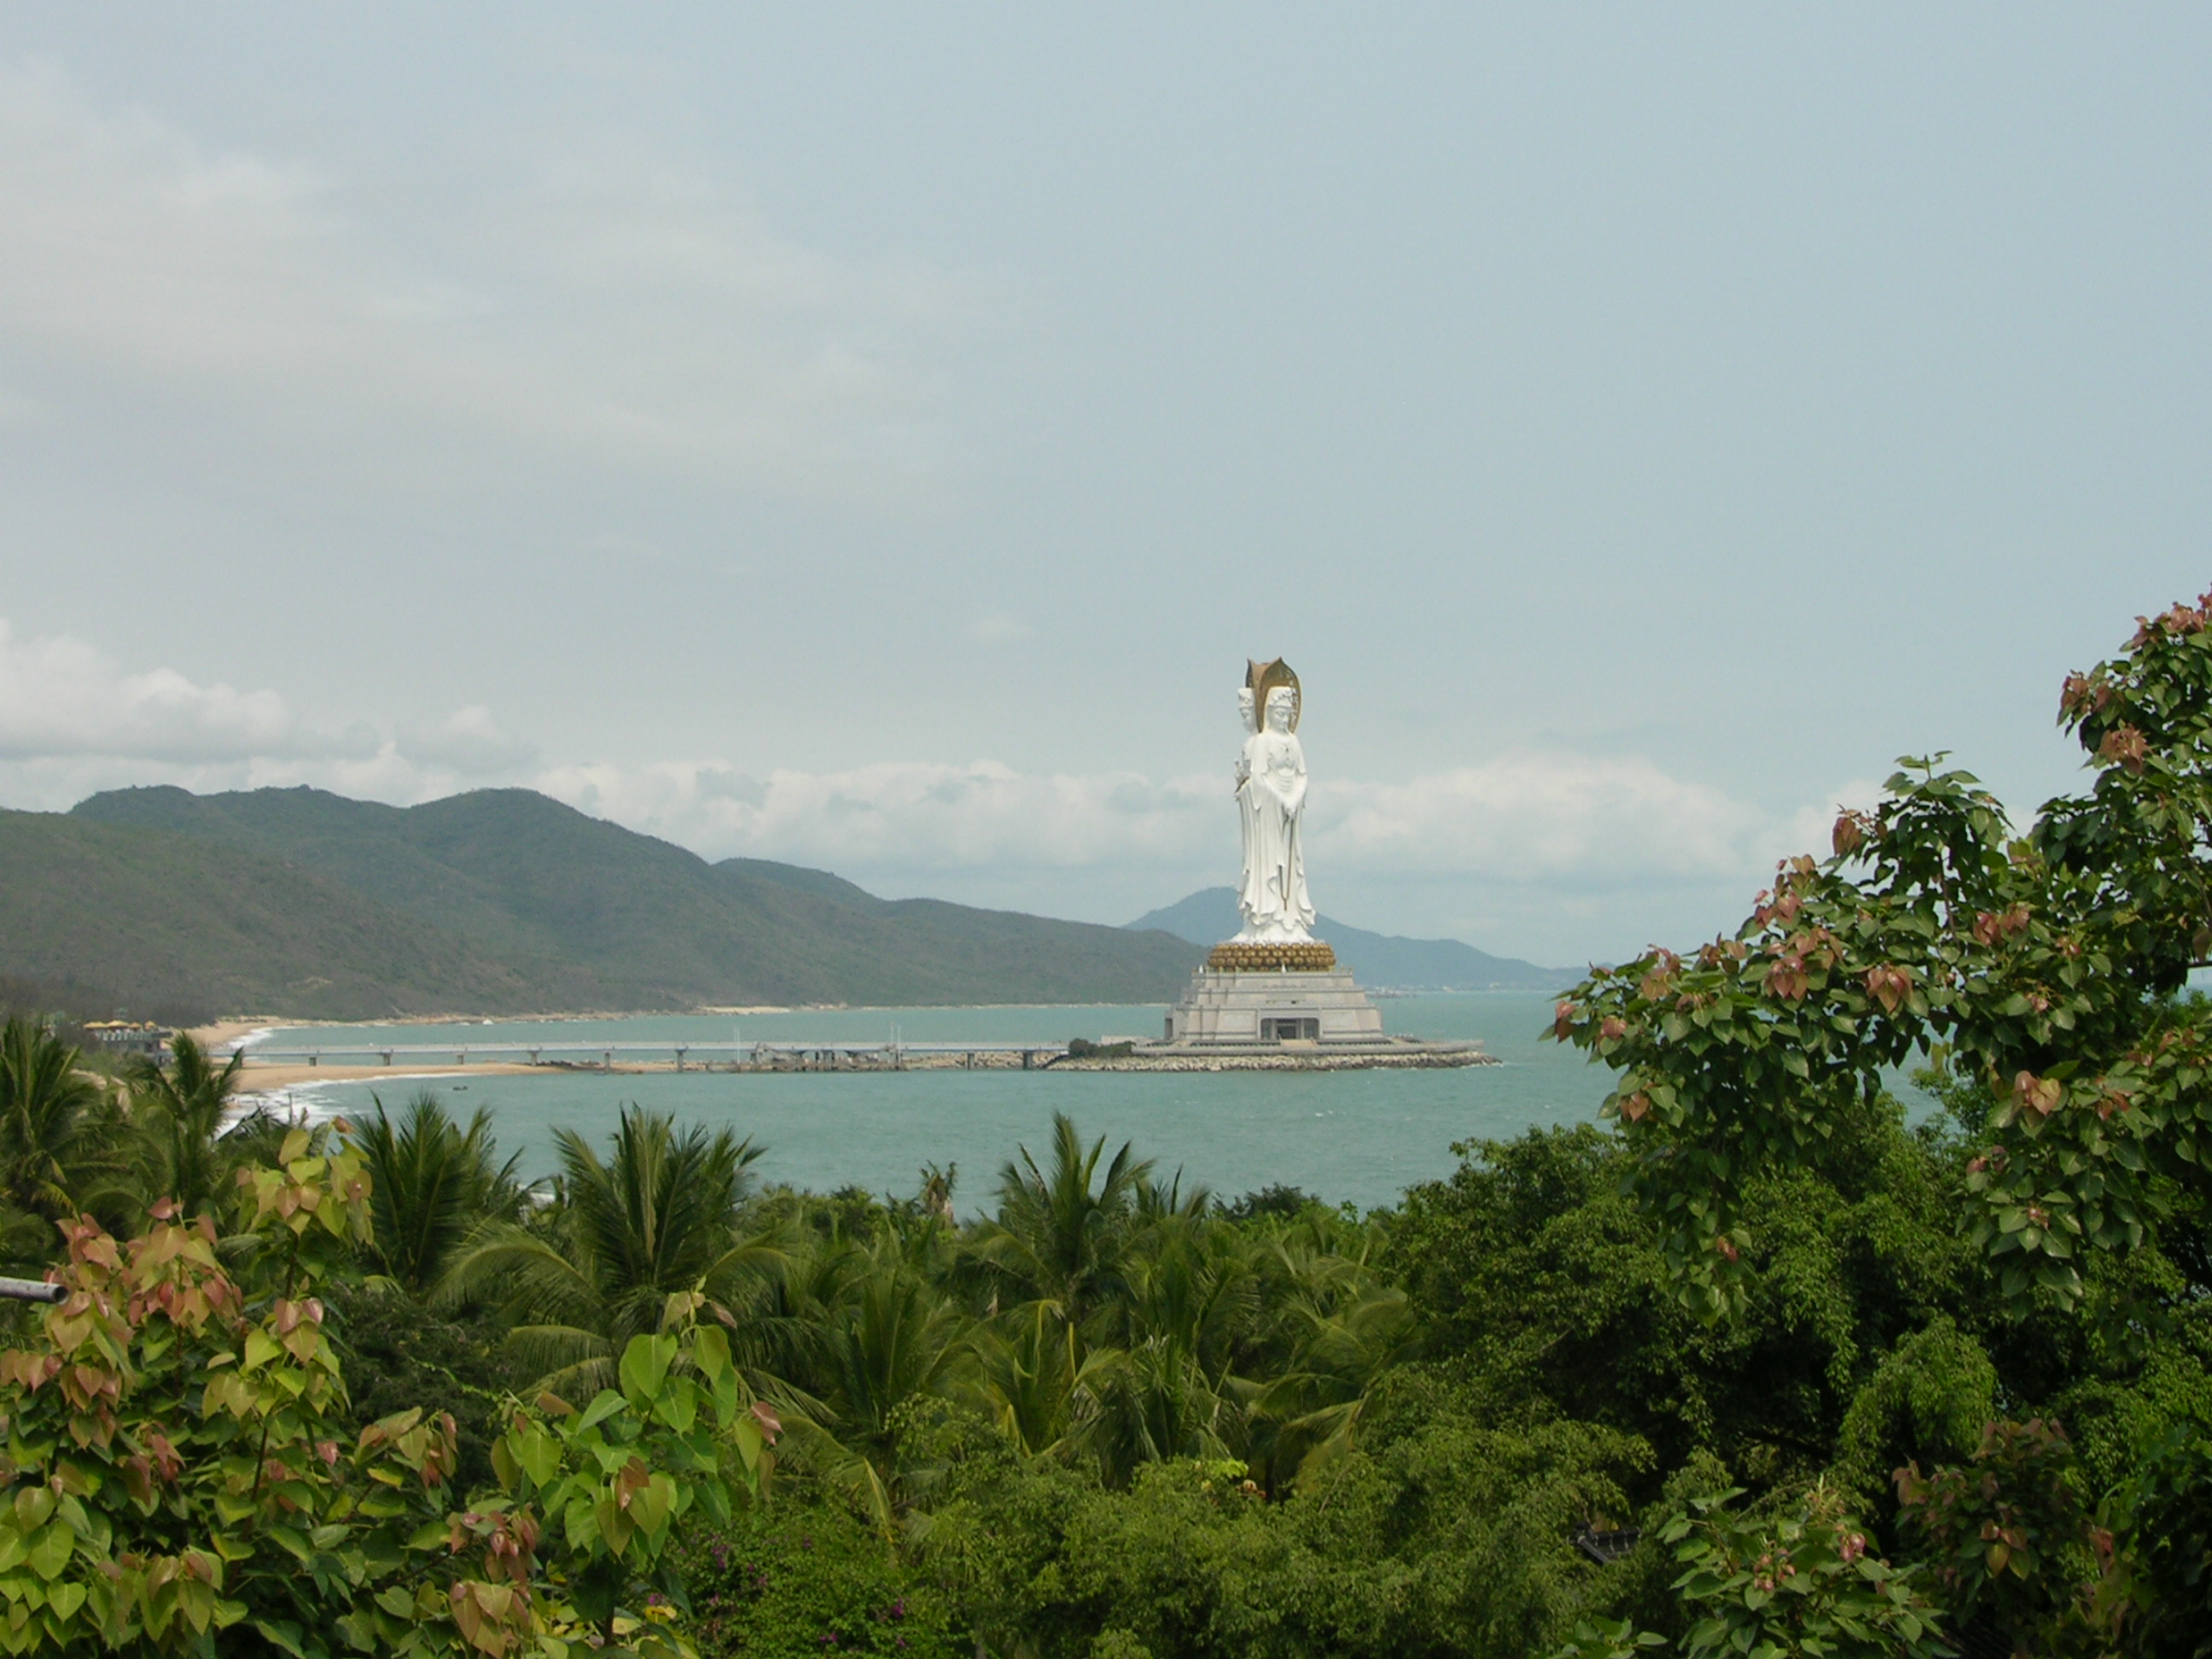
[1237,730,1315,941]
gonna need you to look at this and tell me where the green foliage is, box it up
[677,1500,960,1658]
[2107,1416,2212,1657]
[0,1128,403,1655]
[122,1031,248,1224]
[975,1112,1154,1329]
[1895,1417,2110,1656]
[1554,593,2212,1319]
[328,1283,526,1496]
[1661,1485,1944,1659]
[0,1016,128,1245]
[0,1121,762,1656]
[441,1106,777,1397]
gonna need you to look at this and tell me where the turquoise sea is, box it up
[247,993,1607,1215]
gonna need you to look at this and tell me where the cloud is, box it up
[535,759,1220,871]
[0,617,532,808]
[0,57,985,497]
[529,748,1864,895]
[1316,754,1762,884]
[399,705,538,775]
[0,618,306,764]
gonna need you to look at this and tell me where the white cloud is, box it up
[0,57,983,497]
[1315,754,1761,883]
[528,748,1863,897]
[0,617,532,808]
[0,618,304,763]
[535,760,1220,871]
[399,705,538,775]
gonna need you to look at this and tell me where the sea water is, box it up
[246,993,1607,1214]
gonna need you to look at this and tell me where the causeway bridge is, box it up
[224,1039,1068,1071]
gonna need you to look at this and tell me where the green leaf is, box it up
[651,1376,698,1435]
[576,1389,628,1434]
[515,1424,561,1486]
[691,1325,731,1383]
[25,1526,69,1582]
[620,1333,678,1410]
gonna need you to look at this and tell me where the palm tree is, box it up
[439,1104,777,1394]
[813,1244,972,1470]
[974,1297,1125,1459]
[125,1031,247,1222]
[973,1113,1152,1329]
[1243,1215,1421,1490]
[349,1090,523,1292]
[0,1016,127,1249]
[1077,1336,1238,1488]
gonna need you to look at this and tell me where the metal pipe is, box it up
[0,1278,64,1304]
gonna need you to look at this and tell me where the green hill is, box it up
[0,785,1202,1019]
[0,807,586,1021]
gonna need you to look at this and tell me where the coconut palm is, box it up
[125,1031,248,1222]
[350,1090,524,1292]
[1242,1214,1421,1489]
[1115,1216,1257,1380]
[0,1016,128,1249]
[974,1298,1125,1459]
[439,1104,777,1394]
[1077,1336,1239,1488]
[813,1244,973,1468]
[972,1113,1152,1329]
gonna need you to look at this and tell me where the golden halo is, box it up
[1244,658,1301,731]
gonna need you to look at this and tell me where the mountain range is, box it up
[0,783,1569,1021]
[1124,888,1573,990]
[3,786,1200,1020]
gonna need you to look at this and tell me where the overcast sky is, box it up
[2,6,2207,965]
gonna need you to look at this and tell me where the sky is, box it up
[1,6,2207,967]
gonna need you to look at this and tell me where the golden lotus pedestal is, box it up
[1204,941,1338,973]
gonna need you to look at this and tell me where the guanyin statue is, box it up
[1233,659,1316,944]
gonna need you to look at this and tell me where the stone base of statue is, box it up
[1163,951,1382,1046]
[1149,948,1488,1065]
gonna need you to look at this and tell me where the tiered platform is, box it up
[1152,939,1493,1066]
[1166,963,1382,1045]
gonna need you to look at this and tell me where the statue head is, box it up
[1237,685,1256,732]
[1265,685,1298,732]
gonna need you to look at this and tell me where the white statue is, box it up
[1234,668,1316,943]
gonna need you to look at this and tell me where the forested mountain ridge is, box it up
[0,806,582,1021]
[3,785,1202,1018]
